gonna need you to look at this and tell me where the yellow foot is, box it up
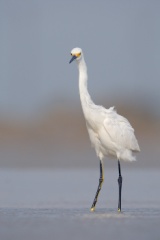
[118,208,121,213]
[90,207,95,212]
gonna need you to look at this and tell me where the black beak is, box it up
[69,55,77,64]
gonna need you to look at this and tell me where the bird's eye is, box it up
[71,53,72,56]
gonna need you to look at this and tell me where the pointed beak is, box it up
[69,55,77,64]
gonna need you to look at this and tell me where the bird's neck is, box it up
[77,58,94,112]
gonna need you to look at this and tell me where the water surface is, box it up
[0,169,159,240]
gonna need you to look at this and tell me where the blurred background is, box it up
[0,0,159,169]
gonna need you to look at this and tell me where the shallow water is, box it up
[0,169,160,240]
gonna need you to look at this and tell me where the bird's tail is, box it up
[118,149,137,162]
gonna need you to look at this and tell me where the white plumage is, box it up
[69,47,140,212]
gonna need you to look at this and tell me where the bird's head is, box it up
[69,47,82,64]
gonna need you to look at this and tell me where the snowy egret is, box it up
[69,47,140,212]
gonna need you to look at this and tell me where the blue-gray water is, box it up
[0,169,160,240]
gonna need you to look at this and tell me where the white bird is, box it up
[69,47,140,212]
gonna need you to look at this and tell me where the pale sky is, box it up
[0,0,160,119]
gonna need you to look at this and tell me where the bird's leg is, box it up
[117,160,122,212]
[90,160,104,212]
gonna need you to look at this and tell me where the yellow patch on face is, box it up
[71,53,81,57]
[75,52,81,57]
[71,52,81,57]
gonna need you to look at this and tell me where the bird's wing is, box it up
[103,113,140,151]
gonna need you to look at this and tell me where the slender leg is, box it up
[90,160,104,212]
[117,160,122,212]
